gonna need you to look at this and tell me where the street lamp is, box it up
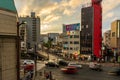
[17,21,27,80]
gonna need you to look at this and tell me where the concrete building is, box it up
[48,33,59,45]
[103,30,111,48]
[0,0,18,80]
[80,0,102,58]
[19,24,27,53]
[110,20,120,54]
[19,12,40,51]
[80,6,93,57]
[62,23,80,59]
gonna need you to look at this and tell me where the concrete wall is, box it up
[0,9,17,80]
[111,21,117,48]
[0,10,17,35]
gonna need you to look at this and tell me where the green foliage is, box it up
[43,39,52,49]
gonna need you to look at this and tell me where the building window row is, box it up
[69,35,79,38]
[63,41,79,44]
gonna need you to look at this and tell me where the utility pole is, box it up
[34,44,37,77]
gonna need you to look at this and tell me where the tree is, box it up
[42,39,53,60]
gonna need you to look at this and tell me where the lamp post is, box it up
[17,21,26,80]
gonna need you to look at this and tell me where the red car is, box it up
[61,66,78,74]
[24,64,34,72]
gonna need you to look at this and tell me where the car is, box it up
[58,60,69,66]
[108,68,120,76]
[61,66,78,74]
[45,61,59,68]
[23,60,34,65]
[24,64,34,72]
[89,62,102,71]
[68,62,82,69]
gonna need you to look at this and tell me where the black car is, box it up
[108,68,120,76]
[45,62,59,68]
[58,60,69,66]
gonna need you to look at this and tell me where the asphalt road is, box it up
[38,65,120,80]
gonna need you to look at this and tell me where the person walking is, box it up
[45,72,49,80]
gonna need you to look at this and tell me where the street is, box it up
[37,64,120,80]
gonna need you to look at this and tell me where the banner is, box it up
[65,23,80,31]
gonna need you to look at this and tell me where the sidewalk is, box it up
[34,71,45,80]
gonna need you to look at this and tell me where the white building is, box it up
[103,30,111,48]
[62,23,80,59]
[19,12,40,51]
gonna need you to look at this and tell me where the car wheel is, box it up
[24,63,27,65]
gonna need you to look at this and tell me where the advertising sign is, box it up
[65,23,80,31]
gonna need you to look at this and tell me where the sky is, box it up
[14,0,120,34]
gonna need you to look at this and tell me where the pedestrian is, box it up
[30,70,34,79]
[25,71,31,80]
[45,72,49,80]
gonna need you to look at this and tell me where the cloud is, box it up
[102,0,120,15]
[41,24,62,34]
[103,12,114,21]
[69,0,84,8]
[43,14,60,24]
[14,0,120,34]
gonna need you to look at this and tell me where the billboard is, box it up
[64,23,80,31]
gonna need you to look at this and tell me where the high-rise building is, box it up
[103,30,111,48]
[0,0,18,80]
[80,0,102,58]
[110,20,120,54]
[62,23,80,59]
[19,12,40,51]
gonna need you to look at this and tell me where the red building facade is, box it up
[80,0,102,58]
[92,0,102,58]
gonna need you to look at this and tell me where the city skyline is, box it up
[14,0,120,34]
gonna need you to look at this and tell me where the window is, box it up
[86,25,88,28]
[70,35,73,38]
[74,35,79,38]
[70,47,73,50]
[70,41,73,44]
[74,41,79,44]
[112,32,115,37]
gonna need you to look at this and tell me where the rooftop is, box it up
[0,0,16,12]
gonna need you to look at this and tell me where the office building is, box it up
[62,23,80,59]
[103,30,111,48]
[110,20,120,54]
[80,0,102,58]
[19,12,40,51]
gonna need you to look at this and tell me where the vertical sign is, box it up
[118,22,120,38]
[118,56,120,63]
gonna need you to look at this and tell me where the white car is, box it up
[23,60,34,65]
[89,62,102,71]
[68,62,82,68]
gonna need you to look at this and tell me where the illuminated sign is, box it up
[65,23,80,31]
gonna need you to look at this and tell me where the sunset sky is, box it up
[14,0,120,34]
